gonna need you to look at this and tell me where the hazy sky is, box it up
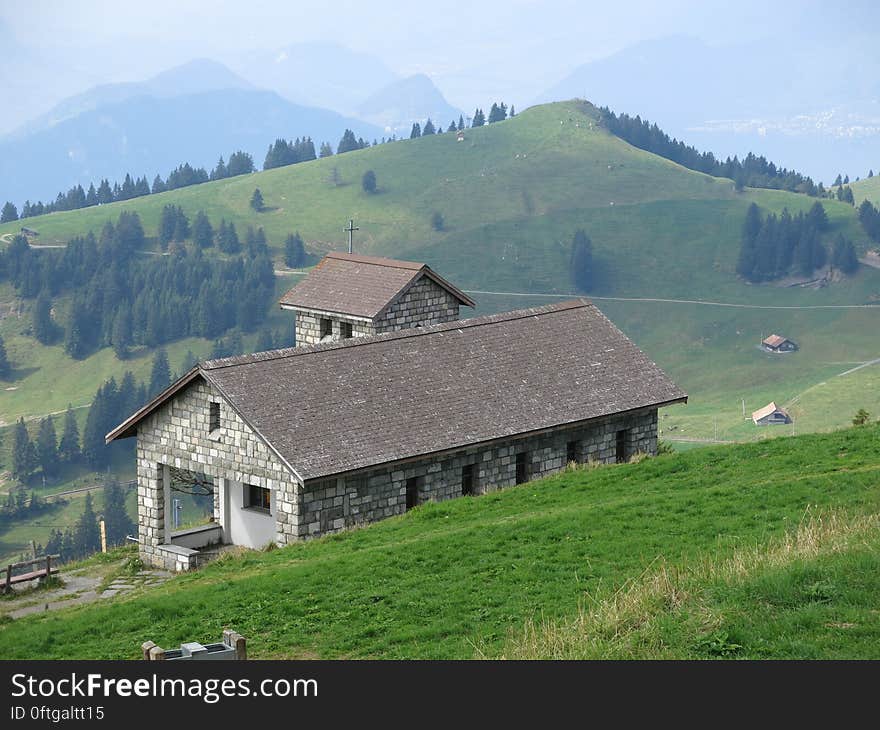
[3,0,877,115]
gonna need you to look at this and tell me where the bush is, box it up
[362,170,377,194]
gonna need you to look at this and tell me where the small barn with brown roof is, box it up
[279,252,475,345]
[762,334,798,353]
[107,299,686,571]
[752,402,792,425]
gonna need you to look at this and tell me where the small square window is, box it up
[320,318,333,338]
[209,402,220,432]
[244,484,271,512]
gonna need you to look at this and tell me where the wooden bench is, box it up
[1,554,60,594]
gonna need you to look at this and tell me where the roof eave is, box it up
[299,394,688,484]
[105,367,203,444]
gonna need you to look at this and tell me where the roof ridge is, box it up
[324,251,425,271]
[203,299,592,370]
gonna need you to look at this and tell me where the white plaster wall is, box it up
[225,480,277,549]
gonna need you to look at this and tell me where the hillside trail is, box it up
[464,289,880,310]
[1,558,172,620]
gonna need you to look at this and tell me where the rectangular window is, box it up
[320,318,333,338]
[340,321,353,339]
[515,452,529,485]
[566,440,580,464]
[244,484,271,512]
[616,430,629,464]
[209,402,220,432]
[405,476,423,510]
[461,464,476,496]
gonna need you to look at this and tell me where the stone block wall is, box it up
[374,275,461,333]
[293,309,374,347]
[295,409,657,540]
[134,379,302,569]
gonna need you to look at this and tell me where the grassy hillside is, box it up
[851,175,880,206]
[1,100,878,442]
[2,424,879,659]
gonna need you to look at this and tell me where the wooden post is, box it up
[99,520,107,554]
[4,564,11,595]
[45,554,51,582]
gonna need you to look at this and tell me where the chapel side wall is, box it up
[294,310,375,346]
[374,276,461,333]
[297,409,657,539]
[135,380,301,570]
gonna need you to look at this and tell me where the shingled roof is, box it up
[108,300,686,481]
[278,251,475,319]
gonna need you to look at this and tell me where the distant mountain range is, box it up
[357,74,464,134]
[536,35,880,182]
[1,50,468,205]
[0,62,381,205]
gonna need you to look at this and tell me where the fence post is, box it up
[45,555,52,582]
[4,564,11,595]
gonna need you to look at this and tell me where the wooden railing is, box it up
[1,554,60,594]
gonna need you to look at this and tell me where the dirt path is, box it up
[2,564,172,620]
[466,289,880,310]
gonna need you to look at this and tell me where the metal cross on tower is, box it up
[344,219,359,254]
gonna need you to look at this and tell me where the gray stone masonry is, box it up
[135,379,655,565]
[135,379,301,570]
[373,275,461,333]
[292,275,461,346]
[295,409,657,540]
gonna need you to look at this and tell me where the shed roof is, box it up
[751,401,789,422]
[762,334,791,348]
[278,251,475,319]
[108,300,686,481]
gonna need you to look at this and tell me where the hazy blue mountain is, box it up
[0,89,382,205]
[537,35,880,181]
[356,74,465,134]
[10,59,255,139]
[236,41,399,113]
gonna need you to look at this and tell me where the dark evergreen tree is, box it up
[32,290,56,344]
[211,156,228,180]
[337,129,360,154]
[36,416,59,479]
[284,232,306,268]
[471,108,485,127]
[45,528,62,558]
[149,348,171,398]
[410,122,422,138]
[111,302,132,359]
[103,478,134,546]
[250,188,264,212]
[319,141,333,157]
[362,169,377,193]
[0,334,10,378]
[1,201,18,222]
[806,201,829,232]
[256,329,274,352]
[458,115,465,131]
[59,404,81,463]
[61,528,75,562]
[423,119,436,135]
[227,151,255,176]
[509,105,515,117]
[570,229,594,292]
[74,492,101,558]
[151,175,167,194]
[447,121,457,133]
[64,296,90,359]
[193,211,214,248]
[831,235,859,275]
[12,417,36,482]
[488,102,508,123]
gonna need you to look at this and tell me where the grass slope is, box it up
[1,100,878,440]
[851,175,880,207]
[2,424,879,659]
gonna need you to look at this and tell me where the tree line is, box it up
[0,150,256,223]
[736,202,858,283]
[599,107,821,196]
[858,199,880,244]
[0,209,276,360]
